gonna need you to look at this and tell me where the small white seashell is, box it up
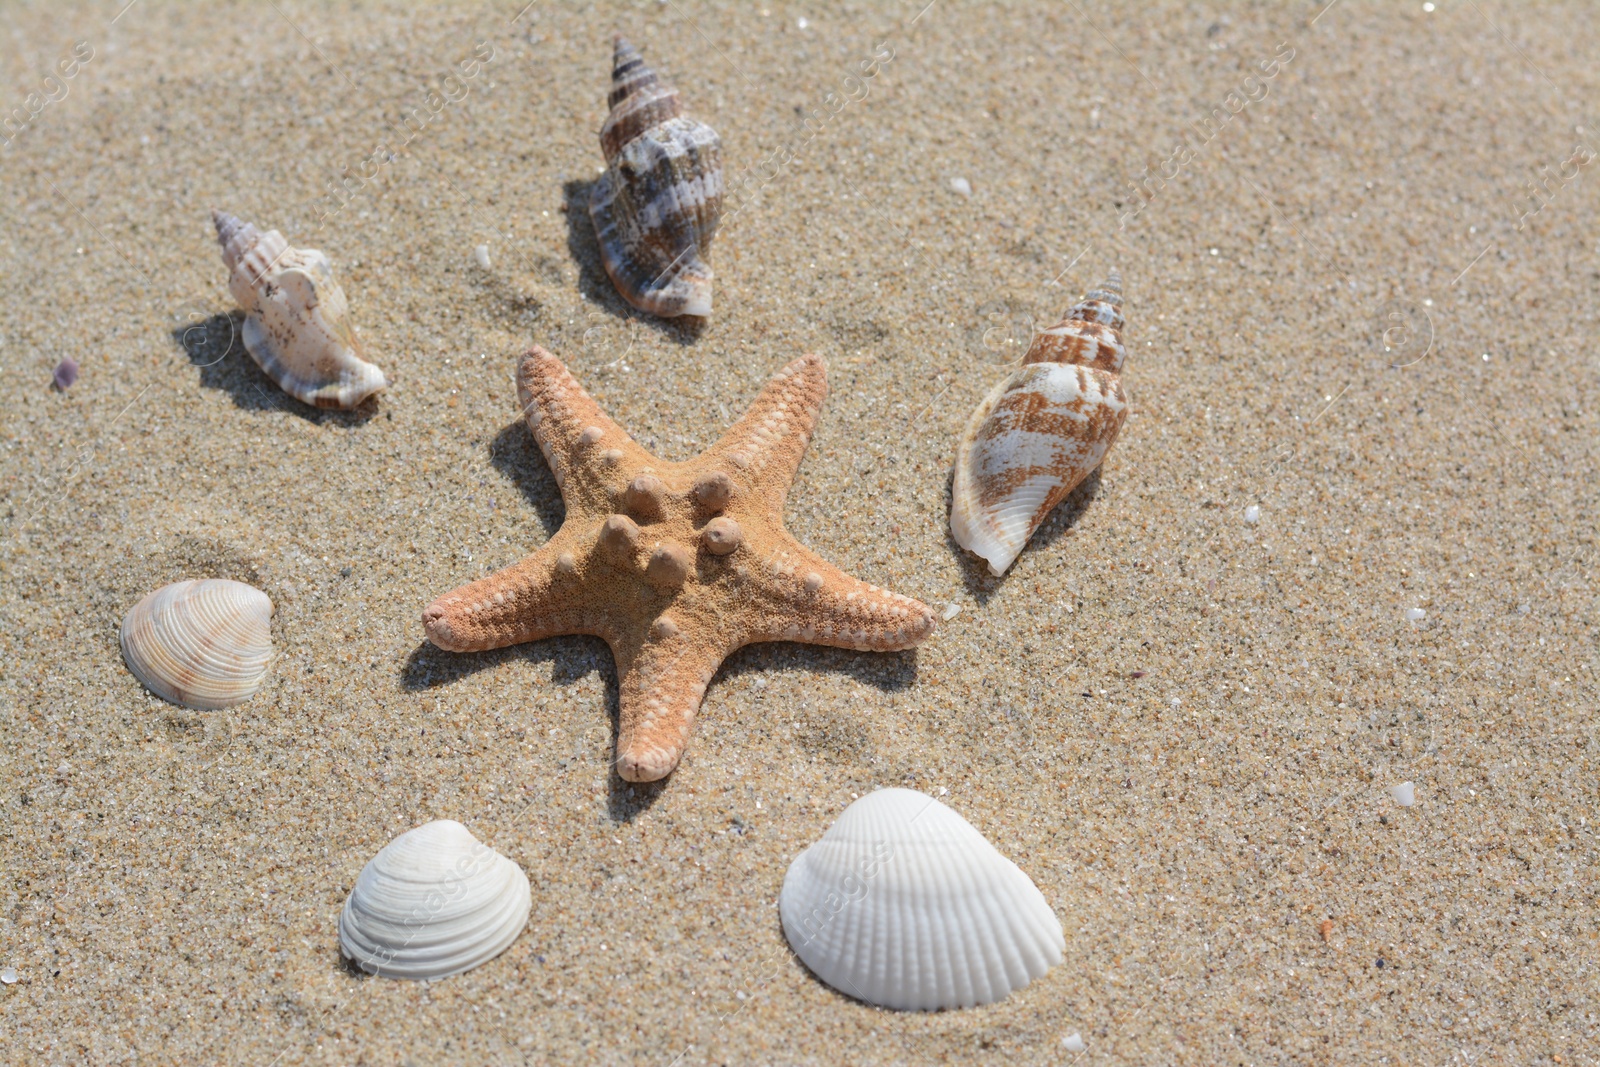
[1244,504,1261,523]
[1404,607,1426,622]
[120,579,274,710]
[212,209,387,409]
[779,787,1064,1010]
[338,819,531,981]
[951,273,1129,576]
[475,243,492,270]
[1063,1032,1086,1053]
[1390,782,1415,807]
[949,176,972,197]
[1,967,16,984]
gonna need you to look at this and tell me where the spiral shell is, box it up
[338,820,531,981]
[212,209,387,409]
[951,272,1129,576]
[779,788,1064,1011]
[589,36,723,318]
[120,579,274,710]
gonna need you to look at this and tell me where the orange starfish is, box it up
[422,347,938,782]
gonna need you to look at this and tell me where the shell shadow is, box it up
[944,468,1104,605]
[170,314,378,425]
[561,178,707,346]
[488,418,566,535]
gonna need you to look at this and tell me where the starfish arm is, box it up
[703,354,828,512]
[738,538,938,651]
[611,624,734,782]
[421,539,609,652]
[516,346,654,508]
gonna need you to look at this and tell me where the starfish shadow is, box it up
[400,635,611,694]
[945,468,1103,604]
[488,419,566,534]
[719,643,919,693]
[561,178,707,346]
[170,314,379,425]
[606,763,670,822]
[399,636,670,822]
[716,643,918,766]
[611,644,919,819]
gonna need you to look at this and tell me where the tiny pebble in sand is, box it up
[1391,782,1416,807]
[949,176,971,196]
[1244,504,1261,523]
[1405,607,1426,621]
[53,357,79,390]
[1063,1032,1086,1052]
[1,967,16,984]
[474,244,492,270]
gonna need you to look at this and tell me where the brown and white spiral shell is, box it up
[951,272,1129,576]
[589,36,723,318]
[120,579,274,710]
[212,209,387,409]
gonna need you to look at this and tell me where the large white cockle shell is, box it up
[212,209,387,409]
[338,820,531,981]
[779,788,1064,1011]
[120,579,274,710]
[951,272,1128,576]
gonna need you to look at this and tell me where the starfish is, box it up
[422,347,938,782]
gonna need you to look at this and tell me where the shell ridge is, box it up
[591,41,722,317]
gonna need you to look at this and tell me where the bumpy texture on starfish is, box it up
[422,347,938,782]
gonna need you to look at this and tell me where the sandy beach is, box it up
[1,0,1596,1063]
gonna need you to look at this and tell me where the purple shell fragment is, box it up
[53,357,80,390]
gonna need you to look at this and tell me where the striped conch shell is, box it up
[120,579,274,710]
[212,209,387,409]
[951,272,1128,576]
[590,36,723,318]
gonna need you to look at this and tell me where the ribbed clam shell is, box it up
[589,37,723,318]
[212,209,387,409]
[779,788,1064,1011]
[119,579,274,710]
[339,820,531,981]
[951,272,1129,576]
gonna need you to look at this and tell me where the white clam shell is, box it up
[119,579,274,710]
[212,209,387,409]
[780,788,1064,1011]
[338,820,531,981]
